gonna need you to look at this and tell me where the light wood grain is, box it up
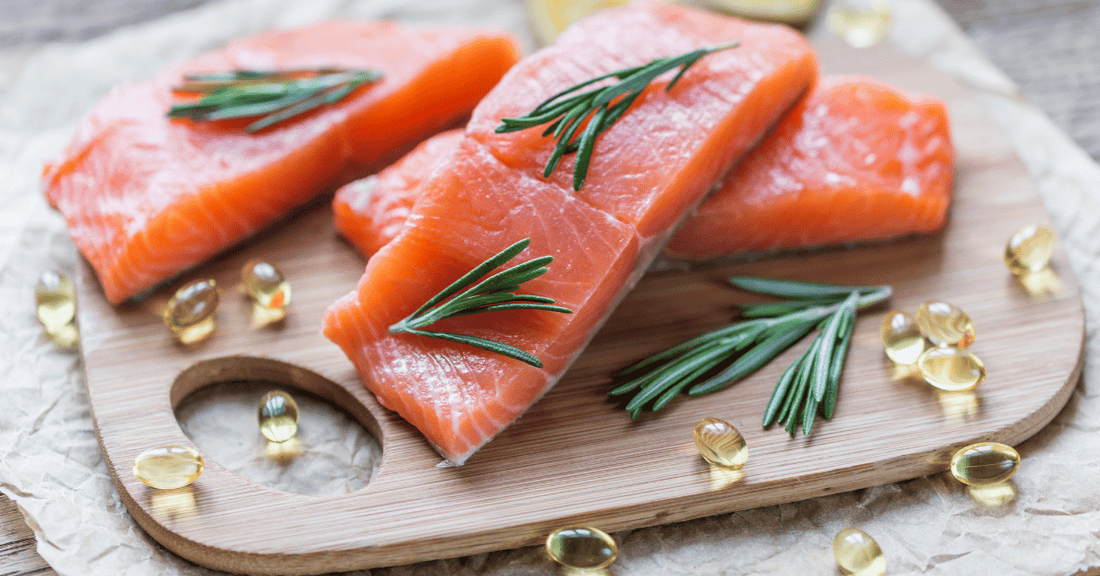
[64,34,1084,574]
[0,498,53,576]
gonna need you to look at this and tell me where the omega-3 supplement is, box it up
[545,526,618,569]
[164,279,219,343]
[693,417,748,470]
[915,301,975,348]
[1004,224,1055,275]
[880,310,925,365]
[258,390,300,443]
[832,528,886,576]
[826,1,892,48]
[950,442,1020,486]
[35,270,76,330]
[242,258,291,310]
[699,0,820,25]
[917,346,986,392]
[133,445,204,489]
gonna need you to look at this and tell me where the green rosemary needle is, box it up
[609,277,891,436]
[388,238,572,368]
[495,42,740,191]
[168,68,381,133]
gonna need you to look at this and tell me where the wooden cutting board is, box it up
[74,34,1083,575]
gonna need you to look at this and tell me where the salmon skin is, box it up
[666,75,953,258]
[334,76,954,261]
[43,21,520,304]
[323,2,817,465]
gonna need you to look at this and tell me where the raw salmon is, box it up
[666,75,953,258]
[323,3,817,464]
[334,76,953,260]
[333,129,464,258]
[44,21,520,304]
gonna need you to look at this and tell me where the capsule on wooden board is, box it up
[164,279,219,344]
[693,417,748,470]
[916,301,975,348]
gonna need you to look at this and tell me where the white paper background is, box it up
[2,0,1099,574]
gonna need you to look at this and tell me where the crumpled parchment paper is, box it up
[2,0,1099,574]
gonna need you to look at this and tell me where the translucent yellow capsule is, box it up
[826,1,892,48]
[133,445,204,489]
[916,301,976,348]
[258,390,300,443]
[832,528,886,576]
[164,279,218,344]
[693,417,748,470]
[698,0,820,25]
[545,526,618,569]
[917,347,986,392]
[1005,224,1055,275]
[241,259,291,310]
[880,310,925,365]
[950,442,1020,486]
[35,270,76,330]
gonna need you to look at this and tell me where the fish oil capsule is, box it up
[242,259,291,309]
[35,270,76,330]
[951,442,1020,486]
[833,528,885,576]
[693,417,748,470]
[1005,224,1055,275]
[258,390,300,443]
[916,301,976,348]
[880,310,925,365]
[164,279,218,344]
[826,1,892,48]
[699,0,820,26]
[917,347,986,392]
[133,445,204,489]
[545,526,618,569]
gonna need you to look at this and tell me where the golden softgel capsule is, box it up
[917,346,986,392]
[1005,224,1055,275]
[916,301,975,348]
[35,270,76,330]
[258,390,300,443]
[951,442,1020,486]
[880,310,925,365]
[133,445,204,489]
[164,279,219,343]
[826,1,892,48]
[833,528,885,576]
[545,526,618,569]
[242,258,291,309]
[693,417,748,470]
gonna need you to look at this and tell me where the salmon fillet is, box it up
[323,3,818,464]
[333,129,465,258]
[334,76,953,260]
[666,75,954,258]
[43,21,520,304]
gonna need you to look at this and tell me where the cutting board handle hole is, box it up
[171,356,383,496]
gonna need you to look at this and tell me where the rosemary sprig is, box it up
[168,68,381,133]
[495,42,740,191]
[388,238,572,368]
[609,277,891,435]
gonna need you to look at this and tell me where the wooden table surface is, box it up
[2,1,1098,574]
